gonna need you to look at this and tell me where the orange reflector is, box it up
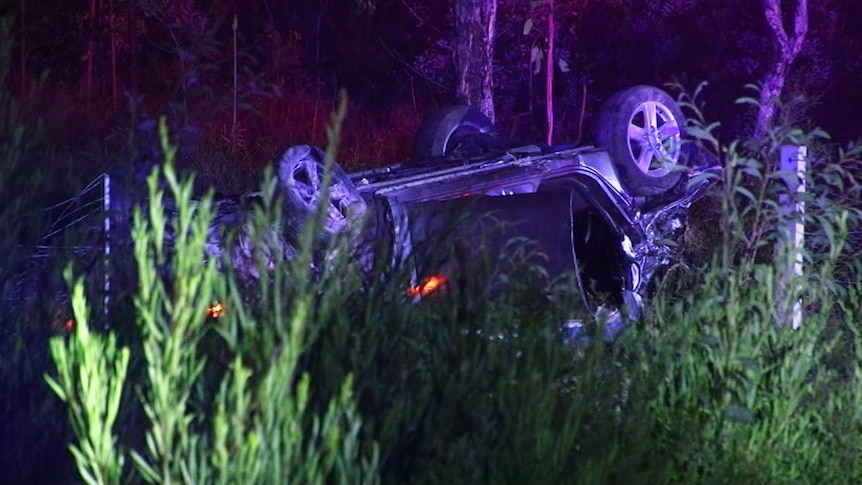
[207,301,226,318]
[407,275,447,297]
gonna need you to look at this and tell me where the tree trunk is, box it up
[128,0,138,95]
[109,0,118,112]
[755,0,808,140]
[545,0,555,145]
[454,0,497,123]
[84,0,97,108]
[19,0,25,97]
[756,61,789,139]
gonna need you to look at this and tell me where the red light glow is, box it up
[407,275,447,297]
[207,301,226,318]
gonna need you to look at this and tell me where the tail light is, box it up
[407,274,447,298]
[206,301,227,318]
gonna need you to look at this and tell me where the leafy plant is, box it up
[0,12,78,483]
[46,109,378,483]
[45,268,129,485]
[37,79,862,485]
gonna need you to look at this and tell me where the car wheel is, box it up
[411,105,497,162]
[277,144,367,238]
[596,86,687,197]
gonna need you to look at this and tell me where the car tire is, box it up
[411,105,497,162]
[277,144,367,239]
[596,86,687,197]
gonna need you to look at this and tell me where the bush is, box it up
[46,108,378,484]
[36,84,862,484]
[0,15,79,483]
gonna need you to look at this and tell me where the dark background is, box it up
[5,0,862,188]
[2,2,861,483]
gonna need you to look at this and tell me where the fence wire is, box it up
[9,169,862,308]
[39,173,108,244]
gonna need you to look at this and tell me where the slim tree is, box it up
[545,0,555,145]
[83,0,97,108]
[108,0,118,111]
[755,0,808,140]
[524,0,584,145]
[19,0,26,97]
[454,0,497,122]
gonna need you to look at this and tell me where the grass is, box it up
[44,112,379,484]
[32,106,862,484]
[4,19,862,479]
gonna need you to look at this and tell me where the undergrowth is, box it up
[1,76,860,483]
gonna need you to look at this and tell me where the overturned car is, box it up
[4,85,717,344]
[276,85,720,331]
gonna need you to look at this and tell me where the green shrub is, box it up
[42,83,862,485]
[623,259,861,484]
[0,14,79,483]
[47,108,378,484]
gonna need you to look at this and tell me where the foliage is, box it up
[637,85,862,482]
[283,85,862,485]
[8,75,862,484]
[627,260,862,484]
[0,13,77,483]
[45,114,378,484]
[8,0,862,176]
[45,268,129,485]
[674,81,862,281]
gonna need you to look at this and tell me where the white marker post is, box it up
[103,173,111,327]
[777,145,806,329]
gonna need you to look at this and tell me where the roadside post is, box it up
[777,145,806,329]
[103,173,111,327]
